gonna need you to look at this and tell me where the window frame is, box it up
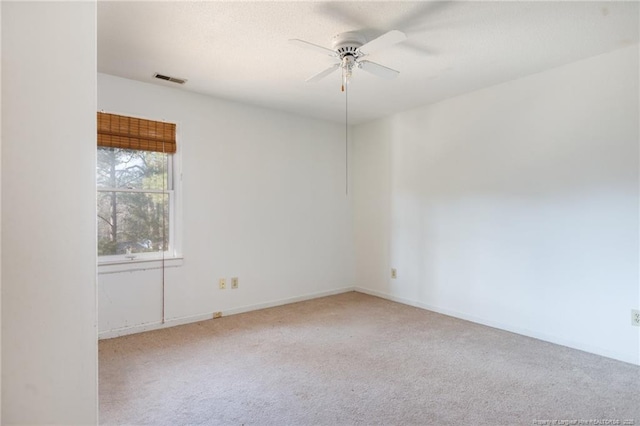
[96,112,182,269]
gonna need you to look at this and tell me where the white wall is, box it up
[98,74,354,336]
[0,1,3,422]
[353,45,640,365]
[1,2,97,423]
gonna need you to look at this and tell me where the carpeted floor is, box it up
[99,292,640,425]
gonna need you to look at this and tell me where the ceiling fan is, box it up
[290,30,407,90]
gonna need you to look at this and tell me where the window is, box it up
[97,112,178,263]
[97,148,173,258]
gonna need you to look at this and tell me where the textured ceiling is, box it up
[98,1,639,124]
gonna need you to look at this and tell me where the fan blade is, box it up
[316,2,370,29]
[317,2,454,34]
[306,64,340,83]
[358,60,400,80]
[289,39,337,57]
[390,2,454,33]
[358,30,407,55]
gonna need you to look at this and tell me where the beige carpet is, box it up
[99,292,640,425]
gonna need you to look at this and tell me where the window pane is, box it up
[97,147,169,190]
[98,191,170,256]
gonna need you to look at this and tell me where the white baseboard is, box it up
[99,286,356,340]
[98,313,215,339]
[222,286,355,317]
[354,287,640,366]
[99,285,639,366]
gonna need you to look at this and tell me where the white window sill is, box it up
[98,256,183,275]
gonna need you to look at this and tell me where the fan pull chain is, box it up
[345,76,348,195]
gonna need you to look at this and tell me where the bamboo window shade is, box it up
[97,112,176,154]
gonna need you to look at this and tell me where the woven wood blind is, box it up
[97,112,176,154]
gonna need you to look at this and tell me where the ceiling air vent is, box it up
[153,73,187,85]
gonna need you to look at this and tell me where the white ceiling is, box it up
[98,1,639,125]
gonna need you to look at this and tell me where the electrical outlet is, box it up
[213,311,222,319]
[632,309,640,327]
[391,268,397,279]
[219,278,226,290]
[231,277,239,289]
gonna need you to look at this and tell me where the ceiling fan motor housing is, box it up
[332,32,366,59]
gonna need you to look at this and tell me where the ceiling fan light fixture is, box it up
[341,56,355,92]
